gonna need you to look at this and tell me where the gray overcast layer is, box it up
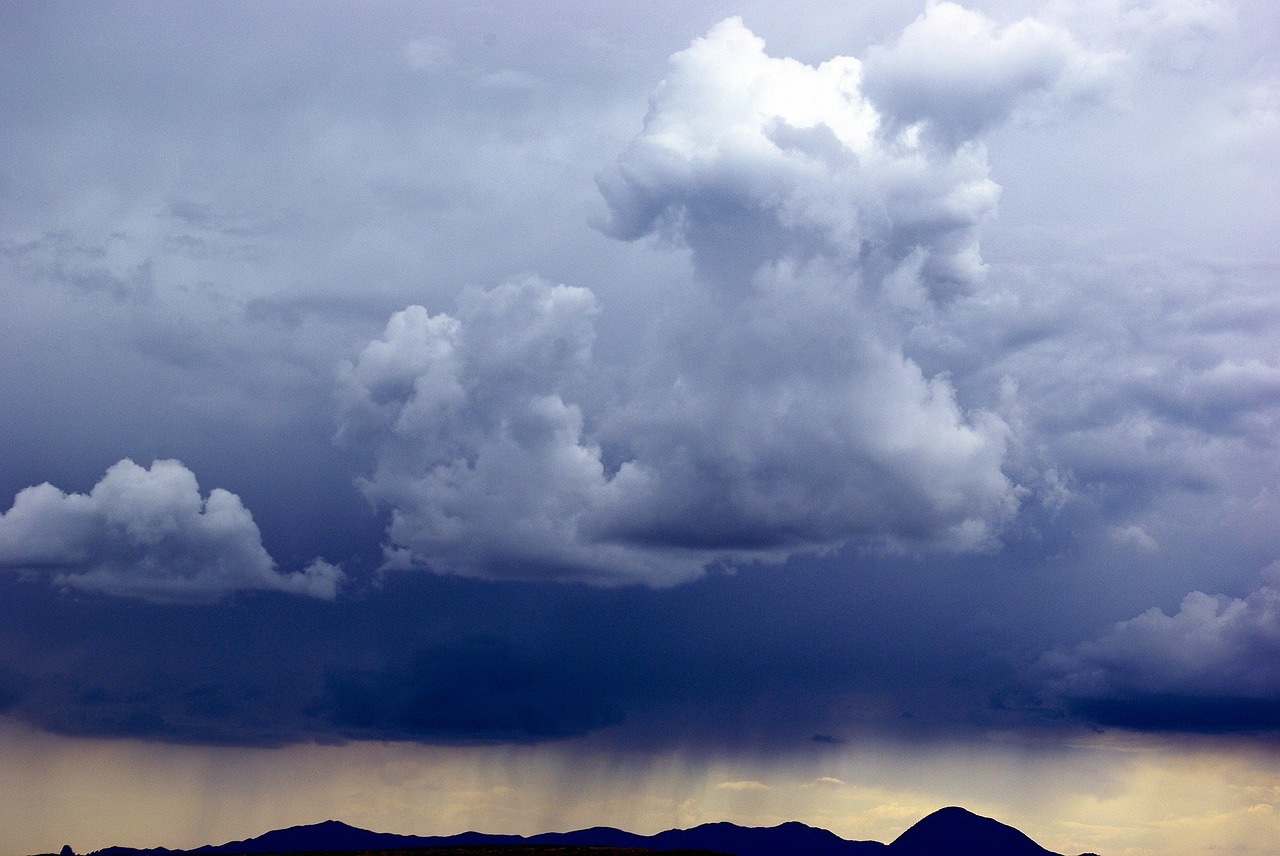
[1,0,1279,747]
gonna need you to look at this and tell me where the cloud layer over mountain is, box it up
[0,0,1277,767]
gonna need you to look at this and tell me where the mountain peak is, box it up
[292,820,357,831]
[890,806,1061,856]
[187,819,396,854]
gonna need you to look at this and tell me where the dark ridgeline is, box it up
[74,807,1103,856]
[886,807,1087,856]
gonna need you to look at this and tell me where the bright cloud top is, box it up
[861,1,1115,145]
[0,459,342,603]
[332,12,1106,586]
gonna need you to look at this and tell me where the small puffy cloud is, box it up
[1037,579,1280,731]
[806,776,847,788]
[862,2,1116,146]
[1110,523,1159,552]
[0,459,342,603]
[476,69,544,91]
[1122,0,1234,71]
[1217,78,1280,156]
[1052,0,1235,73]
[402,38,450,72]
[716,780,771,791]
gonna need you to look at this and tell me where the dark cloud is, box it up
[1065,695,1280,733]
[0,553,1077,749]
[322,636,626,742]
[1035,575,1280,732]
[0,0,1276,765]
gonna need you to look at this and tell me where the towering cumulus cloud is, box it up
[0,459,342,603]
[337,277,705,585]
[340,11,1104,585]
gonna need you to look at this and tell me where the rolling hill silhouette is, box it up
[80,807,1100,856]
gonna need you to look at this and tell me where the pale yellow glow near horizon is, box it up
[2,719,1278,856]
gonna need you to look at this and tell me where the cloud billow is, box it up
[1036,575,1280,732]
[342,16,1030,586]
[0,459,342,603]
[336,277,707,585]
[860,1,1115,147]
[595,15,1004,301]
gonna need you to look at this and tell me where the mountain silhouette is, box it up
[205,819,424,853]
[83,806,1097,856]
[887,806,1061,855]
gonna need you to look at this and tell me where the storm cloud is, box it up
[1037,570,1280,732]
[0,7,1278,853]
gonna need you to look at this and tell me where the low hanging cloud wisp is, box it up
[0,459,342,603]
[338,11,1120,587]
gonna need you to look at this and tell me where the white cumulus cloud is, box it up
[591,16,1020,552]
[340,15,1039,587]
[0,459,342,603]
[343,15,1131,588]
[862,1,1118,146]
[337,277,708,586]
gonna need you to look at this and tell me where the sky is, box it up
[1,1,1278,854]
